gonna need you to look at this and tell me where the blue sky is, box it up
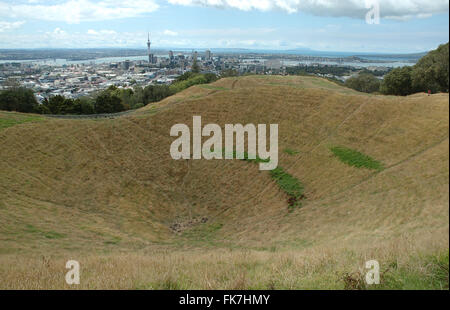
[0,0,448,53]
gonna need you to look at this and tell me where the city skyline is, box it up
[0,0,449,53]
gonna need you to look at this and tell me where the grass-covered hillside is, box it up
[0,75,448,289]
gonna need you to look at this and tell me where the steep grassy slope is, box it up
[0,76,448,289]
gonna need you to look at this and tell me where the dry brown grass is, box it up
[0,232,446,289]
[0,75,448,289]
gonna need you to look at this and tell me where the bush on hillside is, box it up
[0,87,39,113]
[380,66,414,96]
[412,42,449,93]
[345,73,381,93]
[95,92,124,114]
[169,74,208,93]
[381,42,449,96]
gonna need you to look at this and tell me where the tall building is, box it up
[122,60,131,70]
[205,50,212,60]
[169,50,174,61]
[147,33,154,64]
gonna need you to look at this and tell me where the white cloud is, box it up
[0,0,159,24]
[0,21,25,32]
[0,0,446,27]
[163,30,178,36]
[166,0,449,20]
[53,28,66,35]
[1,27,447,53]
[87,29,117,35]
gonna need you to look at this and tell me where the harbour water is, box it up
[0,54,416,68]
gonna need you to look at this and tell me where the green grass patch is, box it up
[379,251,449,290]
[182,223,223,240]
[381,252,448,290]
[44,231,66,239]
[283,148,299,155]
[23,224,66,239]
[24,224,39,233]
[104,236,122,245]
[330,146,384,170]
[0,114,44,130]
[270,167,305,209]
[341,251,449,290]
[145,106,159,115]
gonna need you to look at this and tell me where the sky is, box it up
[0,0,448,53]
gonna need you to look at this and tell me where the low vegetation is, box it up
[0,87,39,113]
[283,148,299,155]
[169,71,218,93]
[345,73,381,93]
[330,146,384,170]
[0,112,43,130]
[342,251,449,290]
[330,43,448,96]
[0,72,218,115]
[373,42,448,95]
[270,167,305,209]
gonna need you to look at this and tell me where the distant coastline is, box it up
[0,48,421,68]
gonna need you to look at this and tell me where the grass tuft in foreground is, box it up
[330,146,384,170]
[341,251,449,290]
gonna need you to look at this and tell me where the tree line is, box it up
[0,72,218,115]
[344,42,449,95]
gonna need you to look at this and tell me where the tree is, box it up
[71,98,95,114]
[192,58,200,73]
[379,42,449,96]
[95,92,124,113]
[45,95,66,114]
[141,85,174,104]
[345,73,381,93]
[111,87,134,110]
[34,104,51,114]
[380,66,414,96]
[169,74,208,93]
[176,71,196,82]
[411,42,449,93]
[203,73,218,83]
[0,87,39,113]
